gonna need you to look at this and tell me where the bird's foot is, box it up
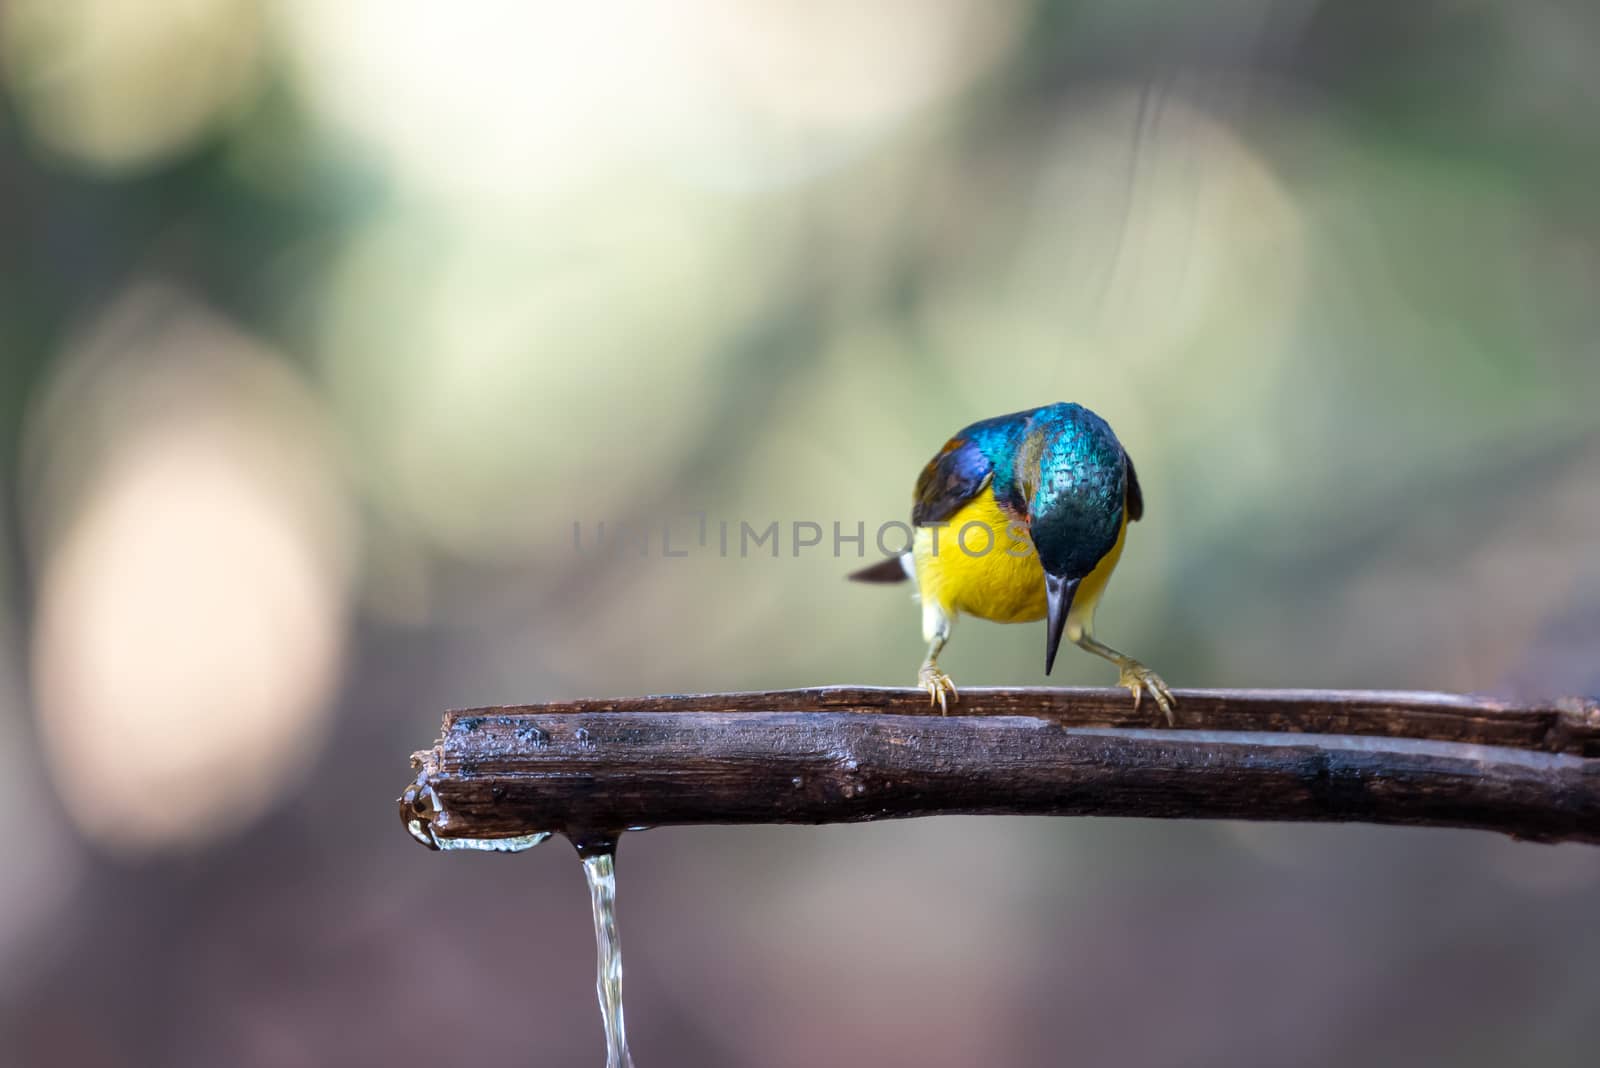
[1117,659,1175,726]
[918,663,959,714]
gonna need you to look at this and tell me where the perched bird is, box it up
[851,402,1173,720]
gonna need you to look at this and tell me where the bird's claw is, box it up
[1118,660,1175,726]
[918,665,959,714]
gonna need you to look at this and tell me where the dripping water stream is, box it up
[581,847,634,1068]
[404,781,636,1065]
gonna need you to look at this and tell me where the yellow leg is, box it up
[1063,516,1174,723]
[917,608,958,714]
[1071,629,1175,725]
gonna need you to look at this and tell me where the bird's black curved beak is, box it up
[1044,573,1079,675]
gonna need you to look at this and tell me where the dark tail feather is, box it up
[848,555,911,584]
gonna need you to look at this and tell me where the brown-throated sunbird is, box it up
[850,402,1174,721]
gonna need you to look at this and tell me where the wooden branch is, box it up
[400,687,1600,849]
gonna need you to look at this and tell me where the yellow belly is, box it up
[914,493,1126,629]
[914,494,1046,623]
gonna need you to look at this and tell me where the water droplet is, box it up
[432,830,553,853]
[407,822,553,852]
[403,816,435,849]
[400,778,552,853]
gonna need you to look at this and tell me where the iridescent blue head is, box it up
[1017,404,1136,674]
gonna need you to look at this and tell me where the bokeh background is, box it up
[3,2,1600,1065]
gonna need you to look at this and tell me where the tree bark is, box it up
[400,687,1600,848]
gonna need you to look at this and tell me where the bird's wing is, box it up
[912,436,994,526]
[1124,452,1144,522]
